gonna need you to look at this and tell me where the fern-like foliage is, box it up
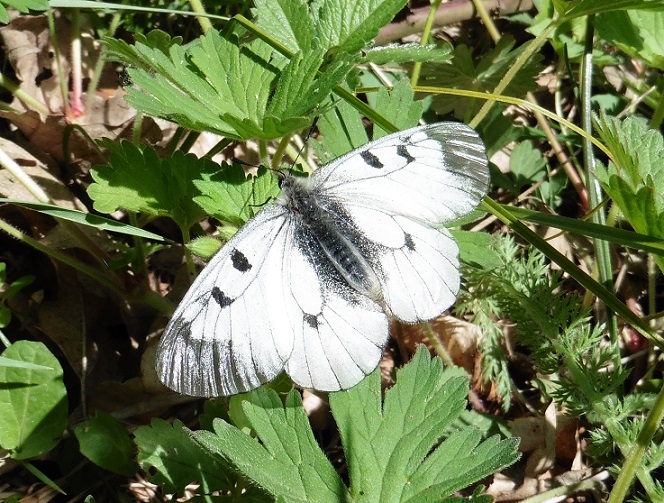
[457,235,628,414]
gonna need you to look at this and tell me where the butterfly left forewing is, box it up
[156,205,297,396]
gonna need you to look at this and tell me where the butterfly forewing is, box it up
[156,122,489,397]
[311,122,489,225]
[156,206,296,396]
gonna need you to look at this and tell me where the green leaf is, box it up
[368,80,424,138]
[562,0,664,20]
[267,49,357,120]
[313,0,409,55]
[331,347,519,502]
[0,341,67,459]
[363,43,453,64]
[594,116,664,266]
[454,230,501,270]
[313,99,369,163]
[135,418,235,496]
[595,9,664,69]
[313,81,424,165]
[193,165,280,227]
[509,141,547,189]
[115,29,274,138]
[103,30,184,72]
[253,0,316,52]
[186,236,223,260]
[74,411,137,476]
[110,25,353,140]
[192,348,519,502]
[195,390,348,503]
[425,37,543,118]
[88,140,216,229]
[0,199,164,241]
[0,0,48,23]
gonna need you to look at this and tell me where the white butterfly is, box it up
[155,122,489,397]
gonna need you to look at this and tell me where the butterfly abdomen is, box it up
[282,176,382,301]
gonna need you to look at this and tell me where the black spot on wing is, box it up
[230,248,251,272]
[303,313,318,329]
[360,149,384,169]
[397,144,415,164]
[404,233,416,251]
[211,287,234,308]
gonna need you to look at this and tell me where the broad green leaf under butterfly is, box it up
[192,348,520,502]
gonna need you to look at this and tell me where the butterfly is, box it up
[155,122,489,397]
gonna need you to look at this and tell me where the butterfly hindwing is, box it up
[284,227,389,391]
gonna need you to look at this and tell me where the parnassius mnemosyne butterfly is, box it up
[155,122,489,397]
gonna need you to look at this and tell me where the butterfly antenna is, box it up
[290,117,319,169]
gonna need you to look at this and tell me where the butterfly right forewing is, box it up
[311,122,489,226]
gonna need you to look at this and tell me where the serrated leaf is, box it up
[193,165,280,227]
[103,30,184,72]
[192,348,518,502]
[74,411,137,476]
[112,25,352,140]
[116,29,278,138]
[425,37,543,118]
[253,0,315,52]
[88,140,216,229]
[594,116,664,258]
[195,390,349,503]
[313,0,409,55]
[368,80,423,138]
[135,419,235,495]
[0,199,164,241]
[330,347,519,502]
[595,9,664,70]
[363,43,453,64]
[268,50,357,119]
[0,341,67,459]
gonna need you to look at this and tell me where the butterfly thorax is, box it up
[278,174,383,302]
